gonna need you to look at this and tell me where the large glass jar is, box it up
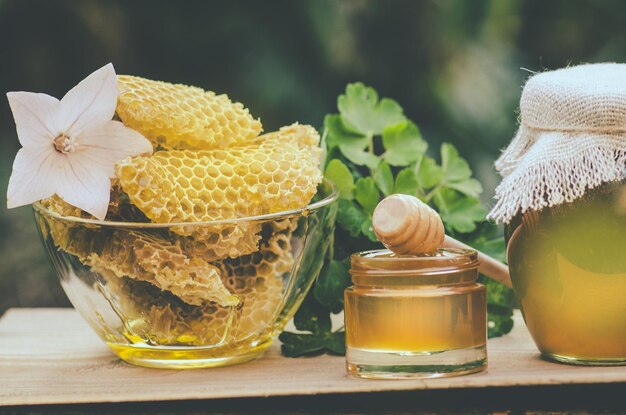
[344,248,486,379]
[505,180,626,365]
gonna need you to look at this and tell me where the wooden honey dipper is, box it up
[372,194,512,287]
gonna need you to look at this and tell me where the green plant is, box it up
[280,83,514,357]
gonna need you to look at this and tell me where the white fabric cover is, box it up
[488,63,626,223]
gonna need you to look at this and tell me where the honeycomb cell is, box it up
[116,75,262,150]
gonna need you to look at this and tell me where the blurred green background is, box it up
[0,0,624,314]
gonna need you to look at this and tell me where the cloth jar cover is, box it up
[488,63,626,223]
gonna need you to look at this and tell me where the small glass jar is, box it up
[505,180,626,365]
[344,248,487,379]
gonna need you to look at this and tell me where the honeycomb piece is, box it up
[116,123,322,259]
[216,218,297,341]
[176,227,261,262]
[248,122,320,148]
[89,231,239,307]
[116,123,321,224]
[40,214,238,307]
[99,271,235,346]
[97,218,297,347]
[116,75,262,150]
[40,194,84,218]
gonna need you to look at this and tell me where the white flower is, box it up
[6,63,152,220]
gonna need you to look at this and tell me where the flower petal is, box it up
[56,153,112,220]
[7,146,59,208]
[76,120,153,177]
[6,92,61,147]
[61,63,117,137]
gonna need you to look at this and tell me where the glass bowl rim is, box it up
[33,179,338,229]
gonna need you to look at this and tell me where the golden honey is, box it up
[344,249,487,379]
[506,181,626,365]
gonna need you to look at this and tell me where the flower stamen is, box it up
[53,134,77,154]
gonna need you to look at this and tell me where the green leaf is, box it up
[325,331,346,355]
[441,143,472,182]
[439,143,483,197]
[382,121,427,166]
[453,220,515,332]
[446,178,483,198]
[476,236,506,263]
[445,198,486,233]
[293,296,331,334]
[337,83,406,136]
[324,114,362,148]
[324,114,378,168]
[324,159,354,200]
[314,260,351,314]
[355,177,379,215]
[373,161,393,196]
[279,332,328,357]
[360,217,378,242]
[279,330,346,357]
[321,145,342,171]
[487,304,514,338]
[480,276,516,309]
[435,189,486,233]
[339,143,380,169]
[322,115,339,150]
[393,168,419,195]
[416,156,444,190]
[468,221,507,263]
[336,199,368,237]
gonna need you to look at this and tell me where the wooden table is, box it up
[0,309,624,414]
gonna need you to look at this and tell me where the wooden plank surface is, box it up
[0,308,624,407]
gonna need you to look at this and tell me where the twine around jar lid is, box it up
[488,63,626,223]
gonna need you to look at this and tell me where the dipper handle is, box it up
[372,194,512,287]
[443,235,512,287]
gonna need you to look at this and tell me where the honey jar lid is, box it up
[488,63,626,224]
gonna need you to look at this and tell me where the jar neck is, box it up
[351,267,479,289]
[350,248,480,289]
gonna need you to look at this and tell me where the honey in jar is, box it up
[505,181,626,364]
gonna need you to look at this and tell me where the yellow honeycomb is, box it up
[99,271,235,346]
[175,228,261,263]
[97,219,297,346]
[216,218,297,342]
[40,195,84,218]
[116,75,262,150]
[115,123,322,259]
[86,231,239,307]
[40,213,238,307]
[116,123,321,223]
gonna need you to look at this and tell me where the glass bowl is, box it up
[33,180,337,369]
